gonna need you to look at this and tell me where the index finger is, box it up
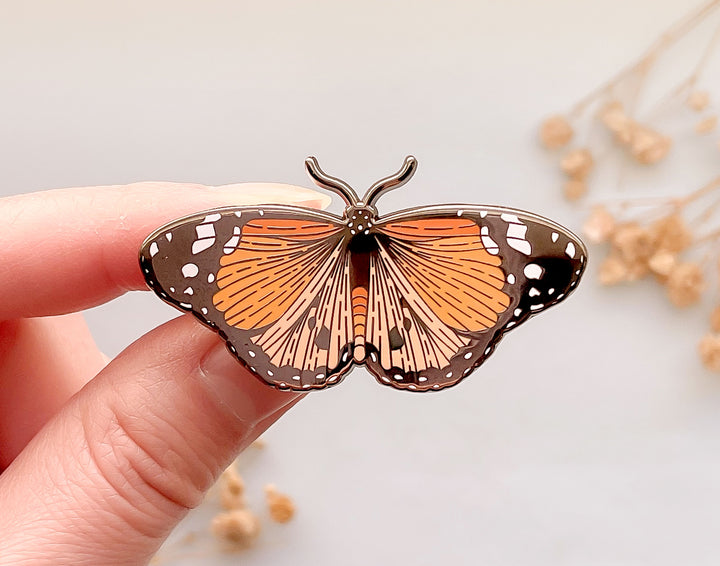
[0,182,330,319]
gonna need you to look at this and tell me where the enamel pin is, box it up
[140,157,587,392]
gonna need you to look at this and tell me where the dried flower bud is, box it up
[600,101,627,130]
[560,148,594,179]
[699,334,720,372]
[630,125,672,164]
[687,90,710,112]
[710,306,720,333]
[612,222,655,266]
[648,251,676,279]
[264,484,295,523]
[600,101,635,143]
[219,466,246,510]
[211,509,261,548]
[583,205,616,244]
[649,214,692,254]
[563,178,587,201]
[695,115,717,134]
[666,262,704,307]
[599,254,628,285]
[540,115,574,149]
[625,262,650,282]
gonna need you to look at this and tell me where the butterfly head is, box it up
[305,155,418,218]
[345,205,376,235]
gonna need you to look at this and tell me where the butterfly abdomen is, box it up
[351,286,369,362]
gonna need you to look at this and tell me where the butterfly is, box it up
[140,156,587,392]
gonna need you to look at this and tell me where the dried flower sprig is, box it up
[539,0,720,200]
[583,176,720,369]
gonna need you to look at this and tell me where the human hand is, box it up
[0,181,329,565]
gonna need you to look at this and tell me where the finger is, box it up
[0,182,330,319]
[0,315,303,566]
[0,313,107,469]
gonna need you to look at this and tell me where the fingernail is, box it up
[213,184,332,209]
[199,341,297,424]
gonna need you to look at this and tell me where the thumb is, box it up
[0,315,302,566]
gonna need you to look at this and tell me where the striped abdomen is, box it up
[351,286,368,362]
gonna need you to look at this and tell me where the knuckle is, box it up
[78,399,208,537]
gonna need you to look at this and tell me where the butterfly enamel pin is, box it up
[140,156,587,392]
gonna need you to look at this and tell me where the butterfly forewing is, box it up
[363,206,586,391]
[139,206,355,390]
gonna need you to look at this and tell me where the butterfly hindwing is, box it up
[363,206,586,391]
[139,206,355,391]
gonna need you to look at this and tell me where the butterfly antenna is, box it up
[363,156,418,208]
[304,157,360,206]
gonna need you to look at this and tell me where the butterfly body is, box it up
[140,157,587,392]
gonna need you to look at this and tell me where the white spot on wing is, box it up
[507,223,527,239]
[165,233,173,242]
[480,226,499,255]
[552,232,559,242]
[184,286,194,295]
[182,263,199,277]
[566,242,576,258]
[149,242,159,257]
[503,216,531,255]
[507,273,516,284]
[223,226,242,253]
[529,287,540,297]
[508,239,532,254]
[204,213,221,222]
[207,273,215,283]
[192,239,214,254]
[524,263,543,279]
[196,224,215,239]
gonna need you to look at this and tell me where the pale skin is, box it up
[0,181,330,565]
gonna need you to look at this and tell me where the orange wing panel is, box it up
[213,218,343,330]
[378,218,510,332]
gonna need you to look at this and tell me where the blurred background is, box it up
[2,1,720,564]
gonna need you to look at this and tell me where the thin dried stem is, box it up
[644,22,720,120]
[569,0,720,118]
[679,175,720,205]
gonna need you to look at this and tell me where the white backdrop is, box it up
[2,1,720,564]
